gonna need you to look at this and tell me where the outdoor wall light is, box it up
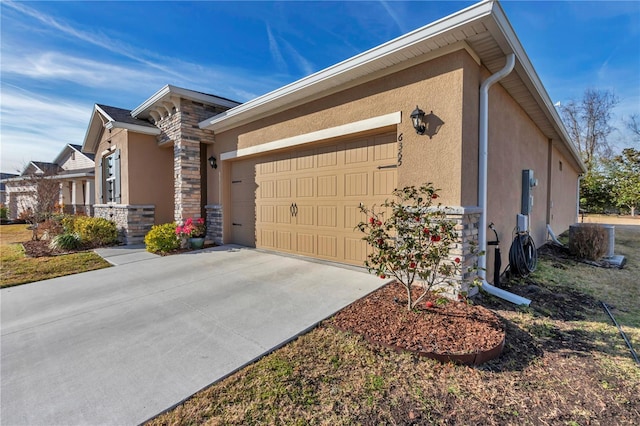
[410,105,426,134]
[208,155,217,169]
[410,105,444,139]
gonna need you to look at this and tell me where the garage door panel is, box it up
[276,180,291,198]
[345,172,368,196]
[345,139,369,164]
[344,237,368,263]
[276,205,292,224]
[318,235,338,258]
[344,205,366,230]
[318,205,338,227]
[374,170,397,195]
[296,177,314,197]
[277,230,293,251]
[231,131,397,266]
[296,233,315,254]
[318,175,337,197]
[296,205,314,226]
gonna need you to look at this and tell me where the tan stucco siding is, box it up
[127,133,174,224]
[549,144,579,234]
[460,53,480,206]
[212,50,476,208]
[486,80,551,274]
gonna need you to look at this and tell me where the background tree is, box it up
[560,88,618,171]
[18,166,61,240]
[609,148,640,216]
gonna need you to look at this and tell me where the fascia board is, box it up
[81,105,108,154]
[199,0,495,132]
[105,121,162,135]
[131,84,241,118]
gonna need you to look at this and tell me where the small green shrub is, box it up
[144,223,179,254]
[49,233,82,251]
[73,216,118,246]
[0,205,7,220]
[569,224,608,260]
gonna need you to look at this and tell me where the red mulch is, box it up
[332,281,505,362]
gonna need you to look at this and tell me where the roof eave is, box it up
[105,121,162,135]
[199,0,495,132]
[131,84,241,118]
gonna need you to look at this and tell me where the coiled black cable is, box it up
[508,231,538,277]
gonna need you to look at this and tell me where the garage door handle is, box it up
[290,203,295,217]
[293,203,298,217]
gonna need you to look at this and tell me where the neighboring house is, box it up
[2,145,95,219]
[0,172,18,206]
[81,0,586,295]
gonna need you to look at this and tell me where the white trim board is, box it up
[220,111,401,161]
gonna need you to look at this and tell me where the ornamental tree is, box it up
[357,183,463,311]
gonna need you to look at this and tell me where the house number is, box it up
[397,133,403,166]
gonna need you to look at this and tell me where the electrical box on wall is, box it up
[521,169,538,215]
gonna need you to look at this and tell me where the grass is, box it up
[0,224,111,288]
[148,226,640,425]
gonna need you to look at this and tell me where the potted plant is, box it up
[176,217,206,249]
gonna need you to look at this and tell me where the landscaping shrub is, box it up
[72,216,118,246]
[49,233,82,251]
[0,205,7,220]
[569,224,608,260]
[144,223,180,254]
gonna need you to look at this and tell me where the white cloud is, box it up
[0,87,90,172]
[267,25,287,73]
[378,1,408,34]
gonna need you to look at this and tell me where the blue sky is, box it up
[1,0,639,173]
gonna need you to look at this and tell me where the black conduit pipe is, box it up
[601,301,640,366]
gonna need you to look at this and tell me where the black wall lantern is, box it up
[410,105,426,135]
[208,155,217,169]
[410,105,444,139]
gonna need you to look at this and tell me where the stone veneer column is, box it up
[205,204,223,245]
[155,99,225,223]
[94,204,155,245]
[421,206,482,300]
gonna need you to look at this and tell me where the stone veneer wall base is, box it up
[205,204,223,245]
[94,204,155,245]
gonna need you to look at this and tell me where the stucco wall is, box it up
[549,144,580,233]
[127,133,174,224]
[485,82,581,263]
[211,49,476,210]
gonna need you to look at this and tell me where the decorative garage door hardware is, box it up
[289,203,298,217]
[377,164,398,169]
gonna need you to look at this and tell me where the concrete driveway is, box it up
[1,246,384,425]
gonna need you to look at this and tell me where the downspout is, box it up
[478,53,531,306]
[576,174,583,222]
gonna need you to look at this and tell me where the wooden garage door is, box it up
[230,132,397,265]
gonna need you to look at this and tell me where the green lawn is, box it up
[0,224,111,288]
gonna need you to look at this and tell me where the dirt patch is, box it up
[22,240,92,257]
[332,281,505,364]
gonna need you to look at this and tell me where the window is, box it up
[100,149,121,203]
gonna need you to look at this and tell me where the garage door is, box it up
[230,132,397,265]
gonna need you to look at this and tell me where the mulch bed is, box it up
[332,281,505,364]
[21,240,91,257]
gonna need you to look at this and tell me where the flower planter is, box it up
[189,237,205,250]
